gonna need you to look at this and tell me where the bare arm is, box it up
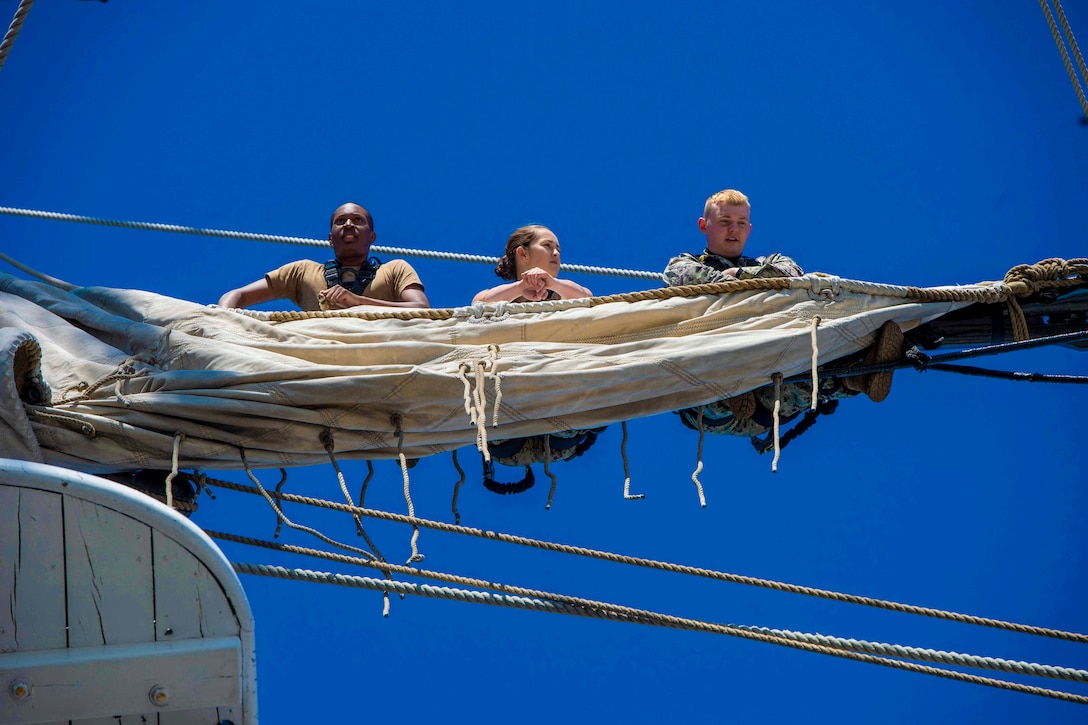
[472,278,538,304]
[544,277,592,299]
[322,283,431,309]
[473,268,592,304]
[218,279,275,308]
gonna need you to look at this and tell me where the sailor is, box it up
[473,224,592,303]
[473,225,599,493]
[217,202,429,311]
[664,188,802,285]
[664,189,900,442]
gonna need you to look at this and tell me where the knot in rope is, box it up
[1002,257,1088,342]
[906,348,931,372]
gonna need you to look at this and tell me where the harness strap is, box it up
[324,256,382,295]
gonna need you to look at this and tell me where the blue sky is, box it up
[2,1,1087,722]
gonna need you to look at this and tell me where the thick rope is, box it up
[231,562,1088,704]
[0,0,33,75]
[215,533,1088,685]
[1055,0,1088,94]
[198,475,1088,643]
[0,206,661,281]
[1040,0,1088,118]
[620,421,644,500]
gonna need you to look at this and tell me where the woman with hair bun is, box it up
[472,225,592,303]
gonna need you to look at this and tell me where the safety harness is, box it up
[323,257,382,295]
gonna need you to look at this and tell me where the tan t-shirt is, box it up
[265,259,423,312]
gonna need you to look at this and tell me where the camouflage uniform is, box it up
[664,250,803,287]
[665,249,858,437]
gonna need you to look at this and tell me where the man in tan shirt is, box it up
[218,202,429,311]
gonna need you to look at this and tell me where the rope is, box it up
[320,429,367,537]
[771,373,783,473]
[691,408,707,507]
[231,562,1088,704]
[164,432,185,510]
[1055,0,1088,94]
[1040,0,1088,119]
[198,474,1088,643]
[620,421,644,500]
[450,450,465,525]
[809,316,821,410]
[237,449,380,564]
[920,362,1088,384]
[0,251,76,290]
[393,415,424,564]
[214,533,1088,685]
[543,434,559,510]
[0,0,33,75]
[0,206,662,281]
[358,460,374,510]
[272,469,289,538]
[786,329,1088,388]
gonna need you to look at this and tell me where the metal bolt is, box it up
[10,681,30,699]
[149,685,170,707]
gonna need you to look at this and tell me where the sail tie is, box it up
[690,408,707,507]
[164,432,185,509]
[809,316,822,410]
[771,373,783,473]
[620,421,644,500]
[392,414,424,564]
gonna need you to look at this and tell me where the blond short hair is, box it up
[703,189,750,217]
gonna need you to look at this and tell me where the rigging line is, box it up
[1040,0,1088,119]
[923,362,1088,384]
[0,250,77,290]
[0,0,34,75]
[212,531,1088,685]
[199,475,1088,644]
[233,562,1088,705]
[783,329,1088,387]
[0,205,663,281]
[1054,0,1088,93]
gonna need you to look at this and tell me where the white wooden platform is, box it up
[0,460,256,724]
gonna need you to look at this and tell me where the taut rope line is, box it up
[231,562,1088,704]
[1040,0,1088,119]
[212,532,1088,686]
[198,475,1088,644]
[0,0,34,75]
[0,205,663,281]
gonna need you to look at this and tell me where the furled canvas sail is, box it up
[0,270,1026,473]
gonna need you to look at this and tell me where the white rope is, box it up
[0,205,663,281]
[810,316,821,410]
[164,432,184,510]
[232,562,1088,704]
[771,373,783,473]
[691,408,707,507]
